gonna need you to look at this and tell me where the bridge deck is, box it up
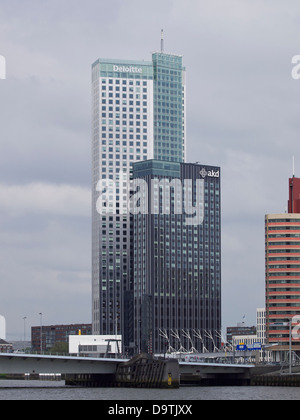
[0,353,253,377]
[0,353,126,375]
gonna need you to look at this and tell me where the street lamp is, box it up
[23,317,27,354]
[39,313,43,354]
[289,319,293,375]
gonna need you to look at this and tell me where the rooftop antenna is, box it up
[161,29,164,53]
[293,155,295,178]
[290,157,295,213]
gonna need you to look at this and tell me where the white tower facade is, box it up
[0,315,6,340]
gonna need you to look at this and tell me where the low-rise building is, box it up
[69,335,122,358]
[31,323,92,353]
[227,323,256,345]
[0,339,13,353]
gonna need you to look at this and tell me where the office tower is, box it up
[265,177,300,361]
[132,160,221,354]
[91,59,154,338]
[91,46,187,339]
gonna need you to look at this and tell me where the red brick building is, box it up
[31,323,92,353]
[265,177,300,362]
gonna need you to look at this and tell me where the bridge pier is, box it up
[66,354,180,389]
[115,353,179,389]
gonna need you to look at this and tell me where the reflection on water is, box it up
[0,380,300,400]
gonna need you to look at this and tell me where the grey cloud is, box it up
[1,0,300,337]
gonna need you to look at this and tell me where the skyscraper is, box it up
[132,160,221,354]
[265,176,300,362]
[91,45,187,339]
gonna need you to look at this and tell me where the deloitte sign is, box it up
[113,64,143,74]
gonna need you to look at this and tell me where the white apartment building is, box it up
[69,335,122,357]
[91,50,187,353]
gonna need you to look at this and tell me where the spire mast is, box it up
[161,29,164,53]
[293,155,295,178]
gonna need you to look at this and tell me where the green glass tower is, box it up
[152,52,186,163]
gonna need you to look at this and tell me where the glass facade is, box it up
[132,161,221,354]
[133,159,181,178]
[152,53,186,163]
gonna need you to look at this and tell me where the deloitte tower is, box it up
[92,38,221,354]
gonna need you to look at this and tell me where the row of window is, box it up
[267,226,300,230]
[102,79,148,86]
[267,279,300,284]
[268,287,300,292]
[267,249,300,253]
[267,242,300,246]
[268,272,300,276]
[100,159,147,166]
[268,264,300,268]
[102,86,148,93]
[101,92,148,101]
[268,257,300,260]
[267,219,300,223]
[267,234,300,238]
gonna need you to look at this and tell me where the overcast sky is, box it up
[0,0,300,340]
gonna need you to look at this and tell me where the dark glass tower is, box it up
[132,160,221,354]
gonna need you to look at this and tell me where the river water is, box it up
[0,380,299,400]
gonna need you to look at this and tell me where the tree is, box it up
[49,342,69,355]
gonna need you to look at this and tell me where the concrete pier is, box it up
[116,353,179,388]
[66,353,180,388]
